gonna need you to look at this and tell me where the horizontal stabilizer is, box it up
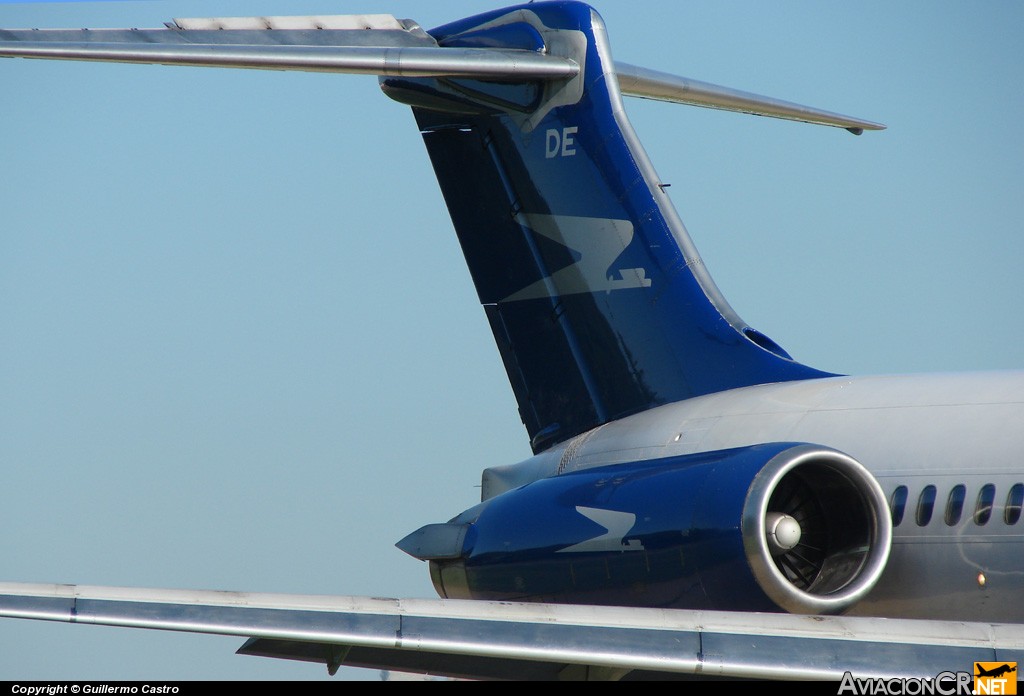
[616,62,885,134]
[0,15,577,79]
[0,41,578,79]
[0,14,882,132]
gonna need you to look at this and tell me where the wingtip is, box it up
[847,122,887,136]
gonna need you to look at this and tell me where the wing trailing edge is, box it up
[0,582,1021,680]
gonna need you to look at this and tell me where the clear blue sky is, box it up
[1,0,1022,681]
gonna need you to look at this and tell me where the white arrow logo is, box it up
[558,506,645,553]
[501,214,651,302]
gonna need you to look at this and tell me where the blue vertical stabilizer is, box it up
[382,2,832,452]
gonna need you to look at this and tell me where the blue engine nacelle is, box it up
[399,443,892,614]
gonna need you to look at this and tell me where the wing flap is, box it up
[2,582,1023,680]
[237,638,573,680]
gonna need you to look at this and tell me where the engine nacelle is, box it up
[401,443,891,614]
[740,444,892,614]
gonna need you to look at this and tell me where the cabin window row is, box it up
[889,483,1024,527]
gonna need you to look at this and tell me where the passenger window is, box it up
[890,486,908,526]
[974,484,996,525]
[916,485,936,526]
[945,485,966,526]
[1006,484,1024,525]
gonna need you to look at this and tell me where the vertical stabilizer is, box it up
[382,2,832,452]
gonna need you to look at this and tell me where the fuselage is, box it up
[478,371,1024,623]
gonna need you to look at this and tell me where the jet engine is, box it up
[739,444,892,614]
[399,443,892,615]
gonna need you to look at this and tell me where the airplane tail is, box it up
[382,3,834,452]
[0,1,879,455]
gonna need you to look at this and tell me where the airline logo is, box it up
[558,506,644,553]
[502,214,651,302]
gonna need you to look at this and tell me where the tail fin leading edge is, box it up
[384,2,835,452]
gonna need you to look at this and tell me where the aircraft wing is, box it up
[1,582,1022,680]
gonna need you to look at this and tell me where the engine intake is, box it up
[741,445,892,614]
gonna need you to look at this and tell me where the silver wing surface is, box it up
[0,582,1021,680]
